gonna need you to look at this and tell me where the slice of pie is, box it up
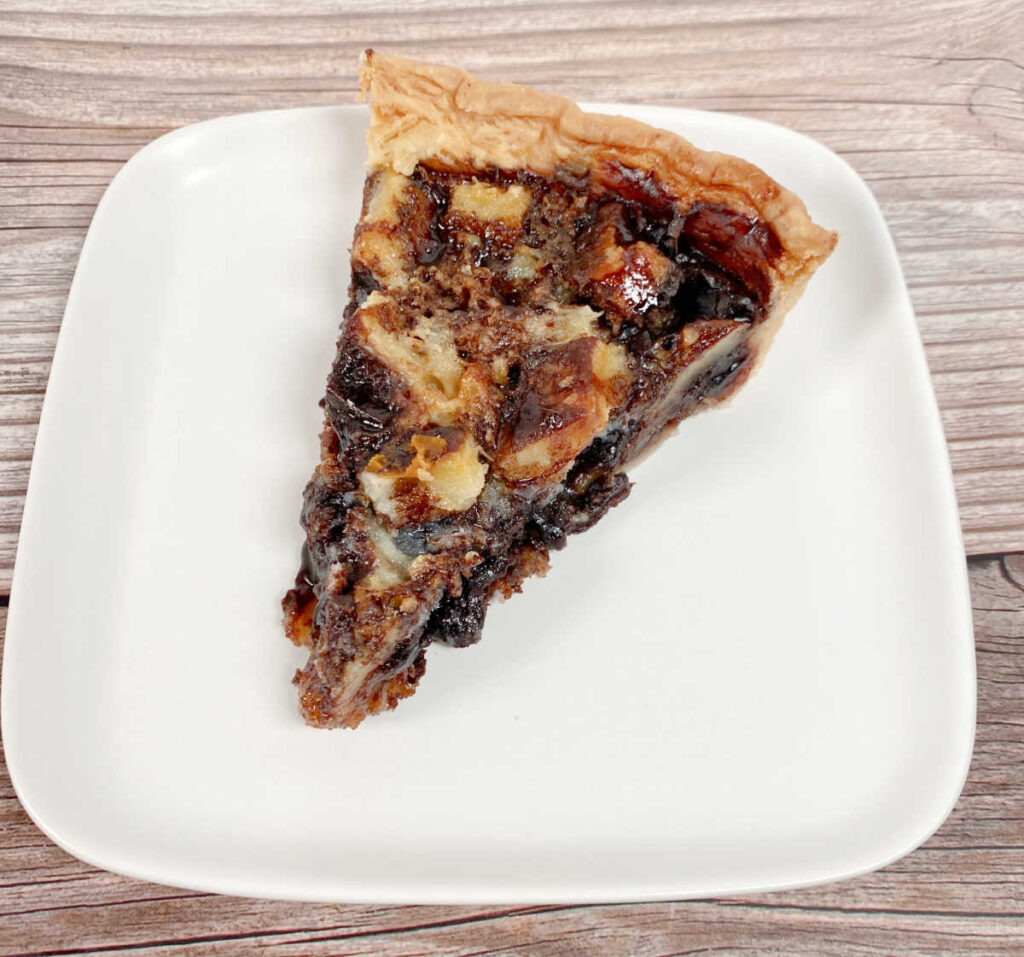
[282,52,837,728]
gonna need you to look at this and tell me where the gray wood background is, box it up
[1,1,1022,953]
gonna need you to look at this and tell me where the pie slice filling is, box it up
[283,53,836,728]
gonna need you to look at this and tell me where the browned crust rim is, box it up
[359,50,837,283]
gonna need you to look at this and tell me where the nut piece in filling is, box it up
[282,52,837,728]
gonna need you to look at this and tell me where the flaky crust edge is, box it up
[359,50,837,285]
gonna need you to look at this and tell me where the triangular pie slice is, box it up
[283,52,837,728]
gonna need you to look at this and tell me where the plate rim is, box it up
[1,102,976,904]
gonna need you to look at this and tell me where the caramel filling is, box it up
[285,160,780,727]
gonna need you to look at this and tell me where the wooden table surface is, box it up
[1,1,1022,953]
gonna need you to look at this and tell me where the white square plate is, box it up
[2,104,974,903]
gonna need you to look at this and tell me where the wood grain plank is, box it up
[0,555,1021,955]
[0,537,16,591]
